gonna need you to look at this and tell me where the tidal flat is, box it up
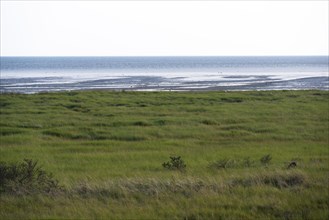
[0,90,328,219]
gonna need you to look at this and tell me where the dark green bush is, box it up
[162,156,186,171]
[0,159,61,195]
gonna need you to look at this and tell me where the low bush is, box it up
[0,159,61,195]
[162,156,186,171]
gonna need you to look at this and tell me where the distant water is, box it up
[1,56,328,93]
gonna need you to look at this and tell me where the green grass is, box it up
[0,90,328,219]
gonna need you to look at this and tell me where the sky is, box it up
[1,1,328,56]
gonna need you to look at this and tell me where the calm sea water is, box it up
[1,56,328,93]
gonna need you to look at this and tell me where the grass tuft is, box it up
[231,170,307,188]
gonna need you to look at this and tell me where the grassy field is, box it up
[0,90,328,219]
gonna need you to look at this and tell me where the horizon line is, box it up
[1,55,328,57]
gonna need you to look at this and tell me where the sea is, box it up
[0,56,328,93]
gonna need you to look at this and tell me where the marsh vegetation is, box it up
[0,90,328,219]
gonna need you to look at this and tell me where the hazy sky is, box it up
[1,1,328,56]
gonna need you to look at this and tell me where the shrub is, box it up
[287,161,297,169]
[0,159,61,195]
[133,121,151,126]
[162,156,186,171]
